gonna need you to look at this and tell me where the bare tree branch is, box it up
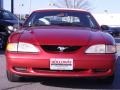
[76,0,83,8]
[65,0,69,8]
[52,0,91,11]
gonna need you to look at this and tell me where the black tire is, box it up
[97,75,114,84]
[7,71,21,82]
[105,75,114,84]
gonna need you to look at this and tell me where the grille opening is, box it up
[93,69,109,72]
[33,68,89,72]
[41,45,81,52]
[33,68,109,73]
[13,67,27,72]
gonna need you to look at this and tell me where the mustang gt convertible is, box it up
[5,9,117,83]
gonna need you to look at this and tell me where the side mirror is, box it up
[25,14,29,19]
[101,25,109,31]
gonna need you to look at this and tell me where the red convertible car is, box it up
[5,9,117,83]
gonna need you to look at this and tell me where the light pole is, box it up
[19,3,24,20]
[104,10,108,14]
[49,3,60,8]
[73,0,75,8]
[0,0,3,9]
[29,0,31,14]
[11,0,14,13]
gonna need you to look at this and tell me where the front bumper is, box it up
[6,52,117,78]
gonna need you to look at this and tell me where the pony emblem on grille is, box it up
[57,46,68,52]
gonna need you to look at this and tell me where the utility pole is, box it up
[73,0,75,8]
[11,0,14,13]
[0,0,3,9]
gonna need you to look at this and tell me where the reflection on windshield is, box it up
[24,10,99,29]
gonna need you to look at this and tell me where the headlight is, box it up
[85,44,116,54]
[7,42,39,53]
[7,25,19,33]
[7,26,14,31]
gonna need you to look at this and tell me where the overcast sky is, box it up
[3,0,120,14]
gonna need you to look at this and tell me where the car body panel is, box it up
[19,27,105,46]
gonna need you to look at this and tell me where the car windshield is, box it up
[24,10,99,29]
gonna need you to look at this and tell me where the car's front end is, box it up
[5,9,117,82]
[6,27,117,82]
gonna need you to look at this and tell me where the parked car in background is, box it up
[6,9,117,83]
[104,25,120,37]
[0,9,20,49]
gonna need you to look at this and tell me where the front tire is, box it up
[105,75,114,84]
[7,71,21,82]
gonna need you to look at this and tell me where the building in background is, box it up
[0,0,3,9]
[92,13,120,26]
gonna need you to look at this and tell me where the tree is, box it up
[51,0,91,11]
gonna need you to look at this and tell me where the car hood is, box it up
[0,20,18,26]
[19,27,105,46]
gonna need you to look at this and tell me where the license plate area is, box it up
[50,58,73,70]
